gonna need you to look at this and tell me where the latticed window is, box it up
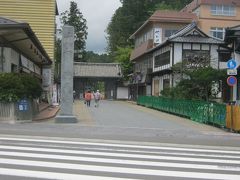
[154,51,170,68]
[210,27,225,40]
[182,50,210,69]
[165,29,178,38]
[211,5,235,16]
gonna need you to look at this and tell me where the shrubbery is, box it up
[0,73,42,102]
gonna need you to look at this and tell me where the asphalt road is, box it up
[0,100,239,147]
[0,101,240,179]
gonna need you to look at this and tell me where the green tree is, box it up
[83,51,113,63]
[106,0,157,54]
[0,73,42,102]
[61,1,88,61]
[106,0,192,56]
[54,38,61,81]
[114,46,133,80]
[162,58,227,101]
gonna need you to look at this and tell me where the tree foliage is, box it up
[114,46,133,80]
[0,73,42,102]
[54,38,61,81]
[106,0,192,55]
[83,51,113,63]
[162,58,227,101]
[60,1,88,61]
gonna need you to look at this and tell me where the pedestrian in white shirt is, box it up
[94,90,101,107]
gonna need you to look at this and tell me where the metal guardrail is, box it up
[137,96,226,127]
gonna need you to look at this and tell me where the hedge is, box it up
[0,73,42,102]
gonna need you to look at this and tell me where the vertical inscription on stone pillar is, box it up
[55,25,77,123]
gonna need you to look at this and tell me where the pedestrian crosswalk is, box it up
[0,136,240,180]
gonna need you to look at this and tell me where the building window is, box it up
[154,51,170,68]
[210,27,225,39]
[211,5,235,16]
[163,79,170,90]
[11,64,18,72]
[219,51,231,62]
[165,29,178,38]
[182,50,210,67]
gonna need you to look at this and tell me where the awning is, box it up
[0,17,52,66]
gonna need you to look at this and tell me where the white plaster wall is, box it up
[3,48,11,72]
[174,43,182,64]
[146,85,151,96]
[117,87,128,99]
[235,53,240,67]
[159,76,163,93]
[3,48,19,72]
[210,45,219,69]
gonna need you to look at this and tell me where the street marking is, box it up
[0,137,240,154]
[1,156,240,172]
[8,141,239,160]
[0,136,240,179]
[0,168,136,180]
[0,146,240,164]
[0,161,239,180]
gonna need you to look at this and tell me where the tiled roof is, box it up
[149,10,196,22]
[130,39,153,61]
[181,0,240,12]
[226,25,240,31]
[130,10,196,39]
[225,25,240,42]
[168,22,200,39]
[150,22,224,52]
[170,36,224,44]
[168,22,224,44]
[74,62,122,78]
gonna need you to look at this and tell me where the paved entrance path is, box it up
[0,100,239,146]
[74,100,223,131]
[69,100,240,146]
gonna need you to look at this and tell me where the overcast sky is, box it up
[56,0,122,54]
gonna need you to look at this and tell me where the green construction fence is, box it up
[137,96,226,127]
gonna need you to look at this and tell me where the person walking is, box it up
[73,90,76,102]
[94,90,101,107]
[85,90,92,107]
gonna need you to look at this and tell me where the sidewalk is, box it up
[33,100,94,124]
[33,103,60,121]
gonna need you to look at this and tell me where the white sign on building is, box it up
[154,28,162,44]
[42,68,51,87]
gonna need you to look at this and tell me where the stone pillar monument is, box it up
[55,25,77,123]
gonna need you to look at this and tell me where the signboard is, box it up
[154,28,162,44]
[227,69,237,75]
[18,99,28,111]
[227,59,237,69]
[42,68,52,87]
[227,76,237,86]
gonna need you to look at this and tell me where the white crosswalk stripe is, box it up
[0,136,240,180]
